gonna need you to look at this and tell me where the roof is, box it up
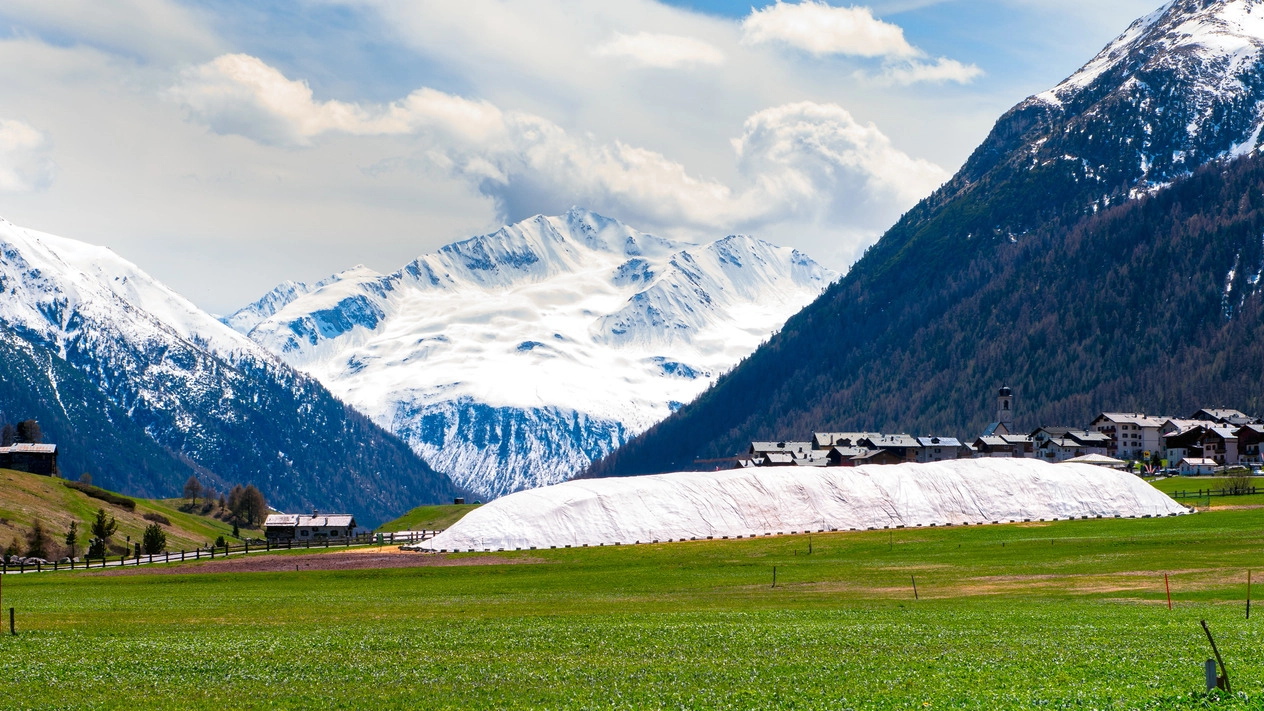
[1092,413,1165,428]
[864,434,920,448]
[1000,435,1033,445]
[981,421,1009,437]
[1061,453,1126,467]
[976,436,1010,447]
[1179,458,1220,467]
[750,441,811,454]
[1193,408,1257,425]
[812,432,880,448]
[264,513,356,528]
[0,443,57,454]
[917,437,962,448]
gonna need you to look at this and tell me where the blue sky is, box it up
[0,0,1160,313]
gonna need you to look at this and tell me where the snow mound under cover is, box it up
[414,459,1187,551]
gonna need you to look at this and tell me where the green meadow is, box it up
[4,507,1264,709]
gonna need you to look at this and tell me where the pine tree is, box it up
[25,518,48,559]
[90,508,117,550]
[142,523,166,555]
[64,520,79,559]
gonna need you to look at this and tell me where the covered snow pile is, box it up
[412,459,1187,552]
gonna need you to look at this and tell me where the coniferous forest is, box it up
[589,150,1264,477]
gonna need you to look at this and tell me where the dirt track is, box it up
[88,548,536,576]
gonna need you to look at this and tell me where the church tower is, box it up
[996,386,1014,433]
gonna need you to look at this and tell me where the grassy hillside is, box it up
[4,507,1264,707]
[0,468,240,557]
[376,503,480,532]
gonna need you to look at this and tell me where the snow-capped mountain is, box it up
[233,208,836,498]
[975,0,1264,202]
[0,216,458,525]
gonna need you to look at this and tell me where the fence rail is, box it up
[0,529,441,575]
[1171,487,1259,499]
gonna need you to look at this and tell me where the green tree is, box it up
[142,523,166,555]
[232,521,240,539]
[25,518,48,559]
[5,537,19,559]
[90,508,117,557]
[64,520,79,559]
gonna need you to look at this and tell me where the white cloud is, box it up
[741,1,982,85]
[742,1,918,58]
[171,54,947,237]
[593,32,726,69]
[0,119,54,192]
[0,0,220,63]
[876,57,986,86]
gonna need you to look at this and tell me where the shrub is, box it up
[63,481,136,511]
[142,512,171,526]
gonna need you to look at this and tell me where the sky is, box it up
[0,0,1162,315]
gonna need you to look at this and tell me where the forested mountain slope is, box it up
[588,0,1264,476]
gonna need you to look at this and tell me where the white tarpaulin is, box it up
[412,458,1189,552]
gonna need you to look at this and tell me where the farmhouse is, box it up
[264,511,357,542]
[1178,458,1221,476]
[0,443,58,476]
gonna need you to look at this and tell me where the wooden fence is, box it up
[1171,487,1259,499]
[0,529,440,574]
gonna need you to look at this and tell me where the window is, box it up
[300,530,308,537]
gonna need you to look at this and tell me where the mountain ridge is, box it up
[586,0,1264,478]
[232,208,836,498]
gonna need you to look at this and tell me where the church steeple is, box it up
[996,386,1014,433]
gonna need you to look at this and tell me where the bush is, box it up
[142,512,171,526]
[63,481,136,511]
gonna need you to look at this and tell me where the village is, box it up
[738,387,1264,476]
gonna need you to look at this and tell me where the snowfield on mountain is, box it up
[412,459,1189,552]
[234,209,836,499]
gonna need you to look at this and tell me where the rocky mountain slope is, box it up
[232,209,835,498]
[587,0,1264,477]
[0,217,459,527]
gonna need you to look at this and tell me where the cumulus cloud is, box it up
[592,32,726,69]
[742,1,917,58]
[171,54,947,234]
[742,1,982,85]
[0,119,54,192]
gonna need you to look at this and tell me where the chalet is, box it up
[1178,458,1220,476]
[264,511,357,542]
[825,446,869,466]
[1088,413,1164,461]
[1163,424,1239,466]
[1031,428,1110,462]
[1237,424,1264,465]
[1190,408,1260,427]
[916,437,962,463]
[857,434,922,463]
[850,449,907,466]
[0,443,58,476]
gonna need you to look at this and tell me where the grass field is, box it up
[0,469,240,557]
[1149,475,1264,508]
[377,503,480,532]
[5,504,1264,708]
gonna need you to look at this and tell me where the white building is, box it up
[1088,413,1164,461]
[264,511,357,541]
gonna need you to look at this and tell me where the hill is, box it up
[0,217,460,527]
[0,468,242,558]
[376,503,481,533]
[588,0,1264,477]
